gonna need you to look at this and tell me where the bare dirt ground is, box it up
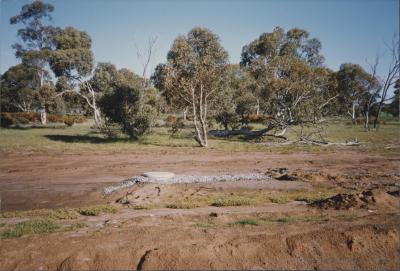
[0,148,399,269]
[1,148,398,210]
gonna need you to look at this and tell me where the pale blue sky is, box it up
[1,0,399,80]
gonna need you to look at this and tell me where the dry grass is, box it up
[0,204,118,219]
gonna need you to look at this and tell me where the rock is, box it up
[141,171,175,181]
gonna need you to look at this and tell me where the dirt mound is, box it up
[312,189,400,210]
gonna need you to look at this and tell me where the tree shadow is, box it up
[44,134,132,144]
[4,125,67,130]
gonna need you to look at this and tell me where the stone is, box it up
[141,171,175,181]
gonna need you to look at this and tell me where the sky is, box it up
[0,0,399,80]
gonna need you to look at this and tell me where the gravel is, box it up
[103,173,271,195]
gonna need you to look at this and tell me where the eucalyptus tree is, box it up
[49,27,103,126]
[9,0,59,123]
[241,27,335,138]
[1,64,40,112]
[336,63,377,125]
[155,27,229,147]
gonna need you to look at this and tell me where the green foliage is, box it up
[155,27,230,147]
[98,67,156,138]
[0,219,59,239]
[240,27,337,136]
[0,64,41,112]
[336,63,379,121]
[77,205,117,216]
[49,27,94,78]
[228,219,259,226]
[211,196,253,207]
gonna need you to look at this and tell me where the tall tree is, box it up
[156,27,229,147]
[50,27,101,126]
[336,63,377,125]
[9,0,59,123]
[241,27,335,138]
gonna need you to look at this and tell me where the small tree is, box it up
[158,27,229,147]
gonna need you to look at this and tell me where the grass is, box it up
[1,118,397,153]
[128,189,341,210]
[0,204,118,219]
[228,219,259,226]
[265,190,340,204]
[65,222,87,231]
[192,222,215,228]
[0,219,59,239]
[210,196,255,207]
[166,201,200,209]
[77,205,117,216]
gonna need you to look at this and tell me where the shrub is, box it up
[168,117,185,137]
[47,114,63,123]
[17,117,30,124]
[242,114,271,124]
[13,112,40,122]
[165,115,177,126]
[73,115,86,123]
[63,115,75,126]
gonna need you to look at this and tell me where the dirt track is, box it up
[0,148,399,269]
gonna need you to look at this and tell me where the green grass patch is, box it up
[166,201,200,209]
[0,207,79,220]
[0,219,59,239]
[228,219,259,226]
[77,204,117,216]
[1,204,118,219]
[211,196,254,207]
[265,190,340,204]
